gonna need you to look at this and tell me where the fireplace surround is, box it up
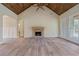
[32,27,44,37]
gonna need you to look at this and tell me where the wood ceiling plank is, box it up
[2,3,78,15]
[2,3,33,14]
[47,3,77,15]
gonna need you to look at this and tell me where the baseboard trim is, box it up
[24,37,58,39]
[58,37,79,46]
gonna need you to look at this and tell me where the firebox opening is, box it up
[35,32,41,36]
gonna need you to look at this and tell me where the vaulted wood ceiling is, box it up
[2,3,77,15]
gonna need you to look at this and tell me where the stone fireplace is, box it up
[32,27,44,37]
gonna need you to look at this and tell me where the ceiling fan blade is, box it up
[36,7,39,11]
[33,4,38,7]
[40,7,45,11]
[44,3,49,6]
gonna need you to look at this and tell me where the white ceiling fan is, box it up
[33,3,48,11]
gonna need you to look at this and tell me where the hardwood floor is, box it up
[0,37,79,56]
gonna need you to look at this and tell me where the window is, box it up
[73,18,79,38]
[69,16,79,40]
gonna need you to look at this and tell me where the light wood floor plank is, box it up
[0,37,79,56]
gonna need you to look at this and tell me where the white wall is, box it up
[0,13,3,42]
[0,4,17,19]
[60,4,79,44]
[18,6,59,37]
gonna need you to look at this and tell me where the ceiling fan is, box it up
[33,3,48,11]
